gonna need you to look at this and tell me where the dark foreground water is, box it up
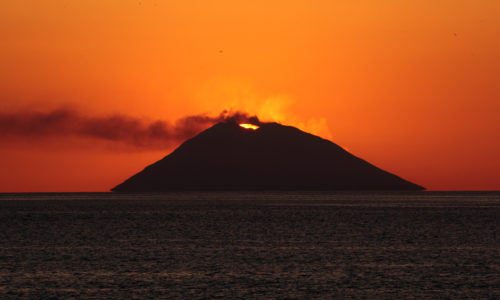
[1,192,499,299]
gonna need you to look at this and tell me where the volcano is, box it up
[112,121,424,192]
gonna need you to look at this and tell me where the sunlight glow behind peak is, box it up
[239,123,259,130]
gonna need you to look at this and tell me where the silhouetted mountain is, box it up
[112,121,424,192]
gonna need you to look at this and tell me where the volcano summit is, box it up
[112,121,424,192]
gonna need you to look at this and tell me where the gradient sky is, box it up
[1,0,499,192]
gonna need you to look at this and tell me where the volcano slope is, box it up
[112,121,424,192]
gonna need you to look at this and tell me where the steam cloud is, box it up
[0,108,258,149]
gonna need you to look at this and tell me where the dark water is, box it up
[1,192,499,299]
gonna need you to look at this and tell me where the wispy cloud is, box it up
[0,108,257,149]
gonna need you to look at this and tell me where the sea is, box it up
[1,192,499,299]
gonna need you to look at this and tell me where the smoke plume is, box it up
[0,108,258,149]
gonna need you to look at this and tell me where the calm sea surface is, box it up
[1,192,499,298]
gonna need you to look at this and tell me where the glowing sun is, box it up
[239,123,259,130]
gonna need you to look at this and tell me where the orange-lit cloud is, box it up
[192,79,333,139]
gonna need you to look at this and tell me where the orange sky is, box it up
[1,0,499,192]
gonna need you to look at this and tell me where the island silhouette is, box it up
[112,120,424,192]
